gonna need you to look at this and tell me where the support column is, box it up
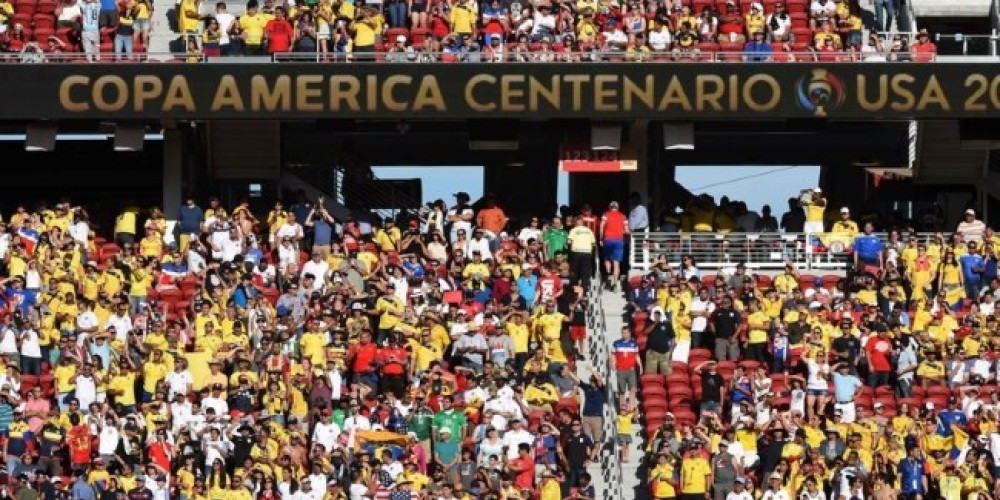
[627,120,651,206]
[163,128,183,217]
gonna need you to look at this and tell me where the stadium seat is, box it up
[32,14,54,30]
[36,0,56,14]
[641,374,665,386]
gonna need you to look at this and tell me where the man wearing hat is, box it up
[679,439,712,500]
[831,362,862,423]
[447,192,474,244]
[958,208,986,243]
[599,201,629,290]
[744,28,771,62]
[799,187,826,235]
[711,439,739,500]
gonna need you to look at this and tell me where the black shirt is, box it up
[713,308,740,339]
[701,372,725,404]
[563,432,594,467]
[788,321,810,345]
[646,322,674,353]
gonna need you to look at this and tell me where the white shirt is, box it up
[649,27,671,50]
[766,13,791,37]
[312,421,343,452]
[98,425,120,454]
[517,227,541,245]
[76,311,98,333]
[301,260,330,290]
[806,359,830,391]
[201,395,228,416]
[276,222,304,241]
[727,492,755,500]
[502,428,534,460]
[104,314,133,343]
[24,270,40,290]
[761,489,790,500]
[215,11,235,45]
[164,370,193,399]
[688,298,715,333]
[466,237,491,259]
[0,328,16,354]
[75,374,97,409]
[289,487,323,500]
[19,329,41,358]
[219,238,243,262]
[628,204,649,230]
[343,415,371,448]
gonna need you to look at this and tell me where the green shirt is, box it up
[543,228,568,260]
[432,409,466,443]
[409,407,434,440]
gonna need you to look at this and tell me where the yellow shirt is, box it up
[680,457,711,494]
[142,361,169,393]
[650,463,676,498]
[539,479,561,500]
[448,2,475,33]
[747,311,769,344]
[567,226,596,253]
[239,13,269,45]
[109,373,137,407]
[803,199,826,223]
[350,18,378,47]
[54,364,77,393]
[114,210,138,235]
[507,322,529,353]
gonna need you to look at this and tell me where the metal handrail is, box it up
[628,231,946,272]
[0,49,940,63]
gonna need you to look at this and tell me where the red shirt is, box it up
[378,346,409,376]
[536,275,563,304]
[68,425,91,465]
[351,343,378,373]
[264,19,294,53]
[601,210,627,241]
[866,336,893,371]
[510,456,535,489]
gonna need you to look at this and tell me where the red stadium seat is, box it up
[643,385,667,399]
[670,362,689,374]
[786,0,807,13]
[669,385,693,399]
[32,14,54,30]
[641,374,665,386]
[633,311,649,334]
[667,372,690,386]
[36,0,56,14]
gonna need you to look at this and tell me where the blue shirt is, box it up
[580,383,607,417]
[313,219,333,246]
[937,409,967,436]
[832,372,862,403]
[743,41,772,62]
[631,286,655,311]
[960,254,985,282]
[177,205,203,234]
[853,234,883,261]
[899,458,925,494]
[516,275,537,304]
[82,2,100,32]
[5,287,35,316]
[72,478,97,500]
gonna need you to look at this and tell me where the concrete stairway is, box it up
[147,0,185,54]
[582,278,647,500]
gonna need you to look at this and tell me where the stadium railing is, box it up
[628,231,941,273]
[0,50,937,63]
[585,279,625,500]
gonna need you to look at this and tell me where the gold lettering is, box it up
[622,75,654,112]
[501,75,526,112]
[381,75,411,112]
[594,75,618,112]
[528,76,560,112]
[250,75,290,112]
[657,75,692,112]
[465,75,496,112]
[330,76,361,112]
[60,76,90,112]
[964,74,988,111]
[296,75,324,112]
[695,75,724,111]
[92,75,128,113]
[133,76,162,113]
[211,76,244,112]
[743,75,780,112]
[890,74,915,112]
[162,76,194,112]
[366,75,378,112]
[563,75,588,112]
[857,74,888,112]
[729,74,739,110]
[915,75,950,111]
[413,76,445,111]
[990,76,1000,109]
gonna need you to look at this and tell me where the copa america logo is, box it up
[796,69,845,117]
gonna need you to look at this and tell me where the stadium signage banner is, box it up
[2,63,1000,119]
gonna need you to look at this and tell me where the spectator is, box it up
[264,6,294,56]
[80,0,101,62]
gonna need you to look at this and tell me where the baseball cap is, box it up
[840,207,850,214]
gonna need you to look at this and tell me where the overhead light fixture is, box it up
[468,120,519,151]
[663,123,694,150]
[591,123,622,151]
[25,121,57,152]
[114,124,146,152]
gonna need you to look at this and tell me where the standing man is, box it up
[959,241,985,300]
[957,208,986,243]
[898,446,928,500]
[612,326,642,407]
[853,222,884,276]
[679,441,713,500]
[799,187,826,235]
[712,440,741,500]
[627,192,648,274]
[567,217,596,289]
[711,296,741,362]
[599,201,629,291]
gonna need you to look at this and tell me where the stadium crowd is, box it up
[0,192,631,499]
[621,188,1000,499]
[0,0,938,61]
